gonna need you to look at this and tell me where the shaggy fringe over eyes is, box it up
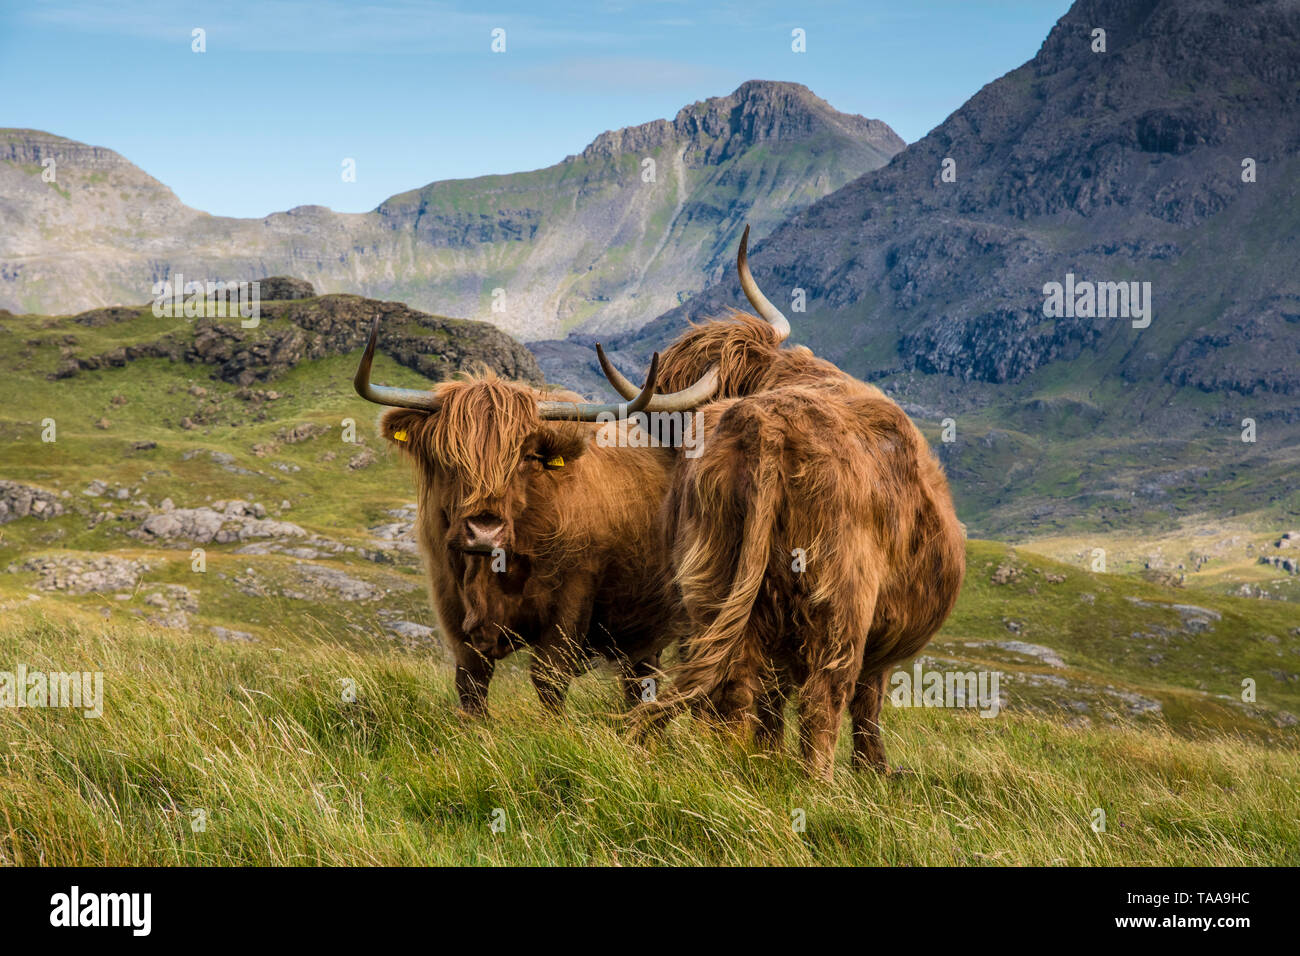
[427,374,541,505]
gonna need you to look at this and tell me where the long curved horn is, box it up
[539,352,661,421]
[354,317,444,411]
[737,223,790,343]
[596,344,719,412]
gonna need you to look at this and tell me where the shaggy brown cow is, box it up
[605,227,966,778]
[353,319,687,714]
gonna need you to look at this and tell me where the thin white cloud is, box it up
[20,0,630,53]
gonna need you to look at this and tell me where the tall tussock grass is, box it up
[1,608,1296,866]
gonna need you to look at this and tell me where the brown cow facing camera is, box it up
[354,319,694,715]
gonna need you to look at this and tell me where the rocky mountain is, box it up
[556,0,1300,537]
[7,277,541,394]
[0,81,902,341]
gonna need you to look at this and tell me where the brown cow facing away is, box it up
[610,227,966,778]
[647,383,966,779]
[354,320,682,714]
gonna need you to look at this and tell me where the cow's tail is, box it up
[630,432,780,738]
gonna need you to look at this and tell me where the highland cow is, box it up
[604,227,966,777]
[354,319,689,714]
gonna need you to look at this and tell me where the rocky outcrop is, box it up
[9,553,147,594]
[258,276,316,301]
[0,481,65,523]
[995,641,1066,669]
[367,505,419,556]
[283,565,388,602]
[1259,555,1299,575]
[384,620,436,644]
[53,293,542,386]
[134,500,307,545]
[141,584,199,629]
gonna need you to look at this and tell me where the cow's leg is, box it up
[694,613,772,734]
[796,668,856,782]
[850,667,891,772]
[754,675,790,754]
[530,638,586,713]
[619,653,661,710]
[530,583,595,713]
[451,640,495,716]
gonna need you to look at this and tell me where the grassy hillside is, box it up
[2,605,1296,866]
[2,305,1297,865]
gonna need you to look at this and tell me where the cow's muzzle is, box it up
[455,512,508,553]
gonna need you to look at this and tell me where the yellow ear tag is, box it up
[544,455,565,469]
[393,430,408,442]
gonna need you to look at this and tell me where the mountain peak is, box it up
[611,0,1300,394]
[0,129,147,175]
[576,80,903,164]
[2,86,900,337]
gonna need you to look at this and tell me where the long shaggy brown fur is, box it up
[630,313,966,779]
[655,310,841,396]
[380,372,678,715]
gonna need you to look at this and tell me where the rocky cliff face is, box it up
[0,82,902,341]
[578,80,900,167]
[585,0,1299,399]
[544,0,1300,536]
[36,278,542,388]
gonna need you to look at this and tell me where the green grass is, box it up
[3,309,1298,865]
[2,606,1296,866]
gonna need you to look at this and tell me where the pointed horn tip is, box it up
[595,342,616,380]
[354,323,375,398]
[734,223,790,343]
[352,316,441,410]
[359,316,380,360]
[628,352,661,413]
[643,351,661,390]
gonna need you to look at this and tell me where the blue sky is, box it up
[1,0,1072,218]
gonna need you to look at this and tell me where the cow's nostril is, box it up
[465,513,505,538]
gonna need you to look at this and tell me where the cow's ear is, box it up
[379,408,430,454]
[536,425,591,468]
